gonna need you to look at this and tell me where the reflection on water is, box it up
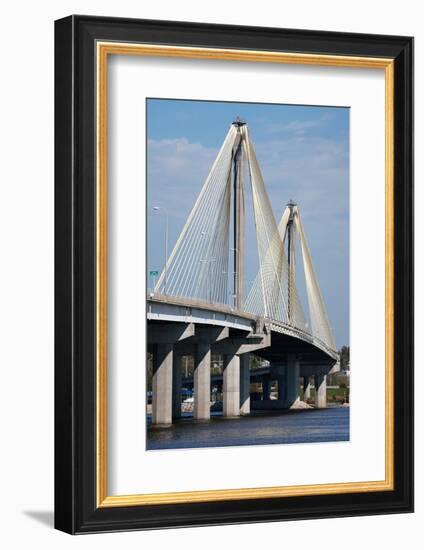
[146,406,350,450]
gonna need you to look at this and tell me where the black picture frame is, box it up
[55,15,413,534]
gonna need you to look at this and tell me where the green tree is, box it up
[339,345,350,370]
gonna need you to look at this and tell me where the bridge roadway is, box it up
[147,293,339,425]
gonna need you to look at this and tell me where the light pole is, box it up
[153,206,169,295]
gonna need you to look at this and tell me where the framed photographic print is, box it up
[54,15,413,533]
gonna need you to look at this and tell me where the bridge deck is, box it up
[147,294,338,364]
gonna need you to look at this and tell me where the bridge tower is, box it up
[232,117,246,310]
[286,199,297,324]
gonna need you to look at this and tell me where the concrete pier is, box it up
[239,353,250,415]
[223,354,240,417]
[275,365,285,401]
[172,354,182,419]
[315,373,327,408]
[194,343,211,420]
[262,378,271,400]
[284,354,300,408]
[152,343,173,425]
[303,376,311,401]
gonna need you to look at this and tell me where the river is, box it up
[146,406,350,450]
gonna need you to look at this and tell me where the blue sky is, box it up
[147,98,349,348]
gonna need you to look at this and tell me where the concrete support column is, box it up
[315,374,327,408]
[303,376,311,401]
[284,354,300,408]
[239,353,250,415]
[262,378,270,401]
[194,343,211,420]
[172,354,182,419]
[152,344,173,425]
[276,366,286,401]
[223,354,240,417]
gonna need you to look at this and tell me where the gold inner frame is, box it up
[96,42,395,508]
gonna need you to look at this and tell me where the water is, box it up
[146,406,350,450]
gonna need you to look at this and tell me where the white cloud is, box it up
[148,138,216,176]
[257,112,334,136]
[148,138,219,219]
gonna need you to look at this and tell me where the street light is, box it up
[153,206,169,295]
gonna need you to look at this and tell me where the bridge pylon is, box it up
[232,118,247,310]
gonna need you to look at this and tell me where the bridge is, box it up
[147,118,339,425]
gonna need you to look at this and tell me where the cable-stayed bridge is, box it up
[148,119,340,425]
